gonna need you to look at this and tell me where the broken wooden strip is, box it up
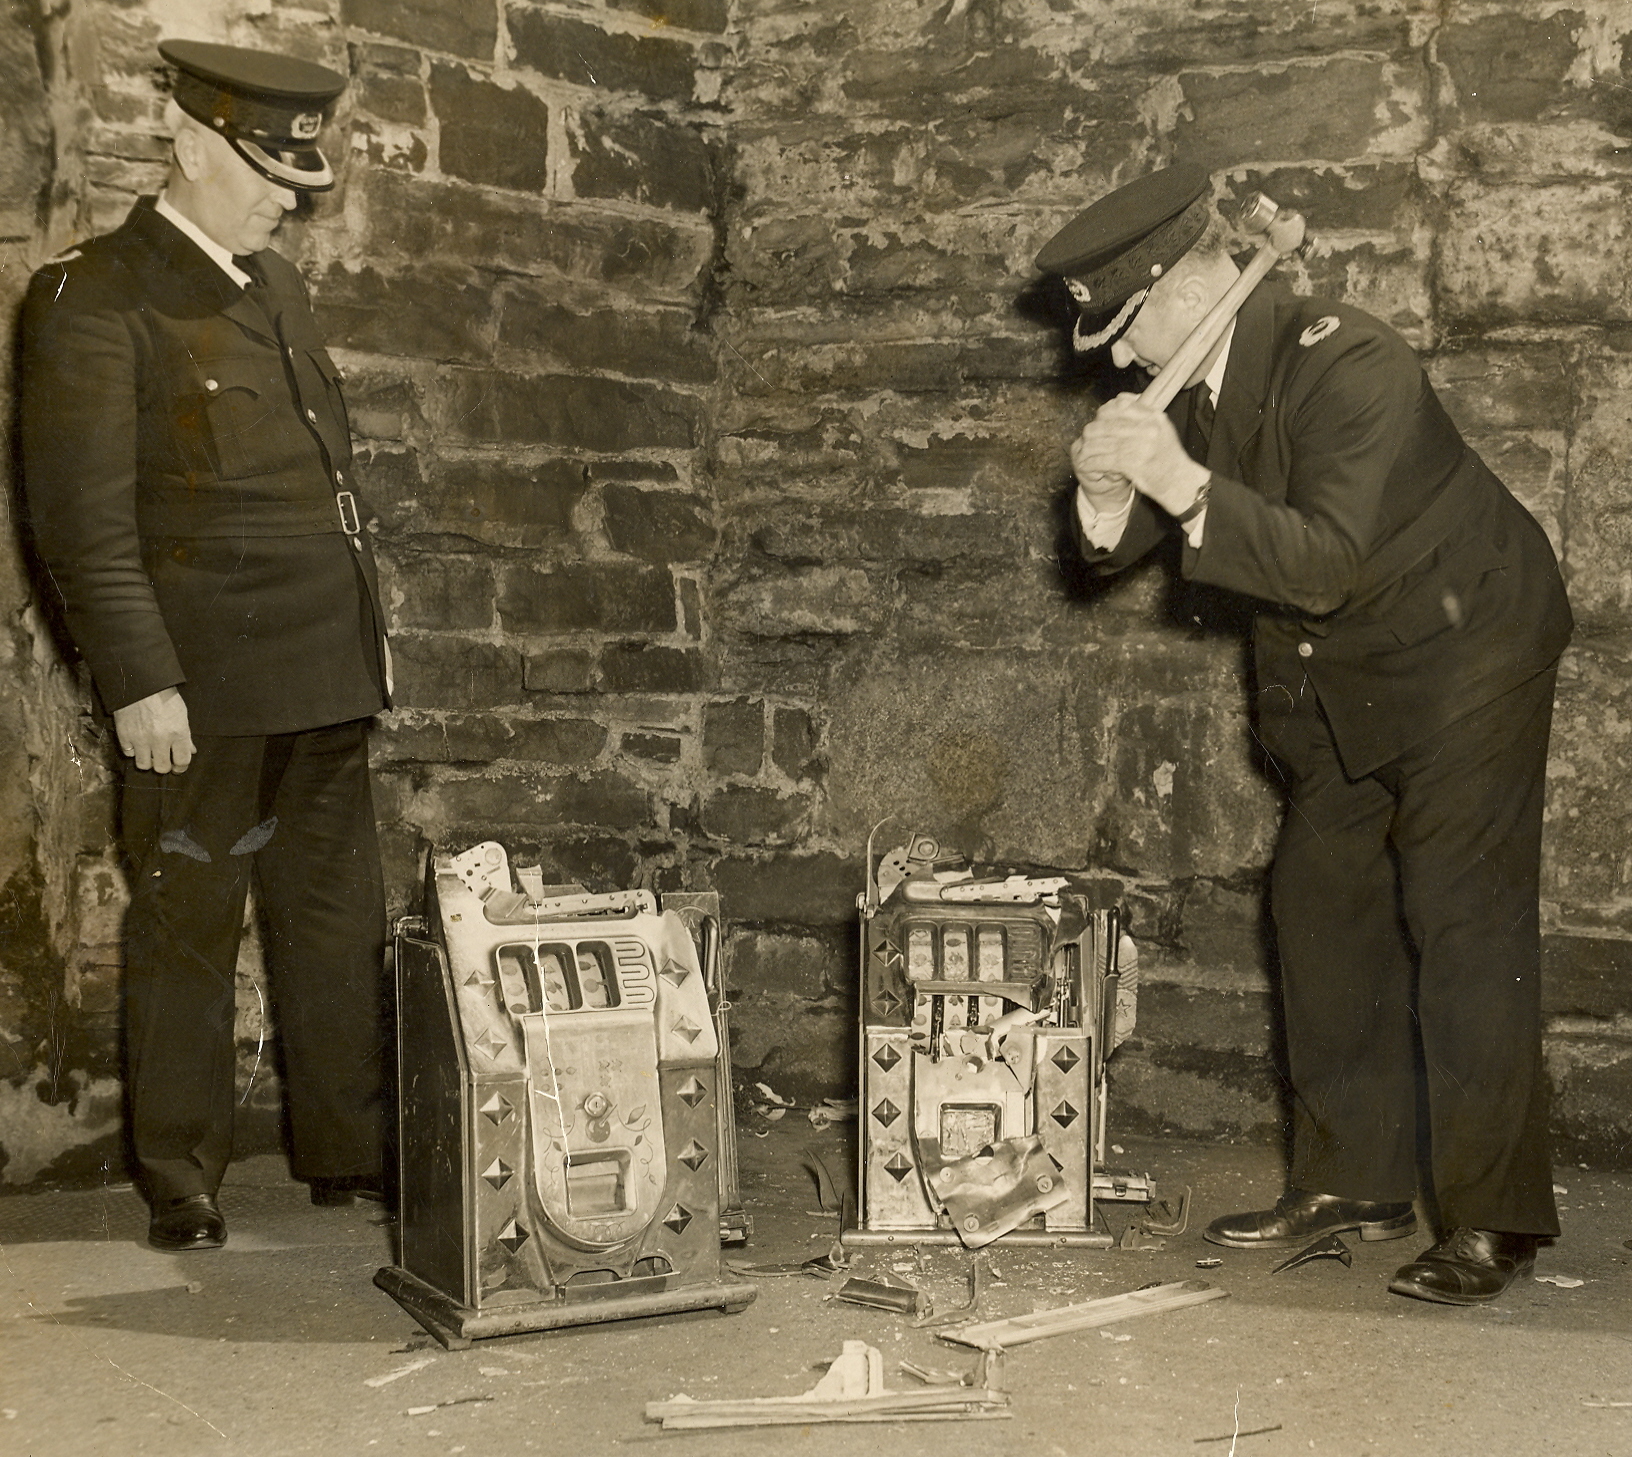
[656,1409,1012,1429]
[648,1389,1010,1429]
[937,1279,1228,1350]
[646,1387,1007,1421]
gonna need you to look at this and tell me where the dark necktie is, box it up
[232,254,277,329]
[1187,382,1216,458]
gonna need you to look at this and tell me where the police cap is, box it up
[1035,163,1213,348]
[160,39,348,193]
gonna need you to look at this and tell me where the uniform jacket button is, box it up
[1297,641,1313,658]
[204,379,219,392]
[306,408,318,422]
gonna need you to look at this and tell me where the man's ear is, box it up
[1175,272,1212,318]
[171,123,206,184]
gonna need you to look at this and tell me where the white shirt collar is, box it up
[154,193,252,288]
[1201,321,1234,401]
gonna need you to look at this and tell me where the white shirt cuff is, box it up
[1076,485,1136,551]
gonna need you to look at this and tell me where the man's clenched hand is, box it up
[1071,394,1210,518]
[113,687,195,773]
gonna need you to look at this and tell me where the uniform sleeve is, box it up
[20,265,185,711]
[1185,326,1421,616]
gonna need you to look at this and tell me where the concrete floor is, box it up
[2,1121,1629,1457]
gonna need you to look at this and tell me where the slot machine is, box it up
[375,842,754,1347]
[848,833,1149,1249]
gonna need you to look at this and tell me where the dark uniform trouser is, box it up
[1270,667,1560,1237]
[121,719,386,1204]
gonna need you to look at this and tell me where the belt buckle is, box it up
[336,490,360,536]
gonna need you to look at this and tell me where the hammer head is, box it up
[1236,191,1307,256]
[1235,192,1281,235]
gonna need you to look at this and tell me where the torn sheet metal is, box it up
[918,1133,1070,1248]
[913,1255,990,1329]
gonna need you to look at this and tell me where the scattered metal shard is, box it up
[1270,1232,1353,1273]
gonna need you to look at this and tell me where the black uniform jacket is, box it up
[1092,283,1572,778]
[21,197,388,736]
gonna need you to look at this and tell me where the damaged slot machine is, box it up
[848,831,1156,1250]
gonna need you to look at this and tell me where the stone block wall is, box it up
[3,0,1632,1184]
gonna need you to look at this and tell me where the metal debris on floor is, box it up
[643,1340,1010,1428]
[729,1236,848,1278]
[1194,1422,1283,1444]
[912,1254,991,1329]
[810,1097,858,1128]
[802,1145,854,1214]
[835,1274,928,1316]
[405,1396,493,1417]
[1271,1231,1353,1273]
[936,1278,1228,1351]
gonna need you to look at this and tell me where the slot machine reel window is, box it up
[493,941,623,1013]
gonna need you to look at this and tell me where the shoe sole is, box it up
[148,1234,226,1251]
[1204,1211,1418,1250]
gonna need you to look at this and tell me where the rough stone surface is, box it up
[703,696,763,775]
[343,0,496,58]
[611,0,727,35]
[600,641,715,694]
[430,62,551,193]
[568,107,718,214]
[601,483,718,563]
[508,8,699,103]
[497,562,678,635]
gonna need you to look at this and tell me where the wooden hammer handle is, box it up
[1141,208,1304,412]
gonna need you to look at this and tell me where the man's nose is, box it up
[271,185,298,211]
[1109,339,1135,369]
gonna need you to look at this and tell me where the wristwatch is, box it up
[1175,476,1211,525]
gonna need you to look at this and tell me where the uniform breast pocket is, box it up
[180,356,294,481]
[307,347,352,438]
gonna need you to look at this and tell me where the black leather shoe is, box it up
[309,1175,386,1207]
[1204,1189,1417,1249]
[1388,1227,1537,1305]
[148,1193,226,1251]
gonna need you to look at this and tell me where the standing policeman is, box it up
[21,41,390,1250]
[1040,165,1572,1305]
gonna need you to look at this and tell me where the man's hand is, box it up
[112,687,195,774]
[1071,393,1210,518]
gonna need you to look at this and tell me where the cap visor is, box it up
[231,136,334,192]
[1073,289,1148,355]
